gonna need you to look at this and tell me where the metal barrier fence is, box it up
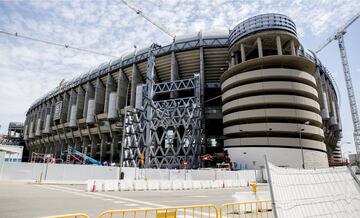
[219,201,273,218]
[44,213,90,218]
[98,204,218,218]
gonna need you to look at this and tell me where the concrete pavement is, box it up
[0,181,269,217]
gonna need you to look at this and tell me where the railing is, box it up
[98,204,218,218]
[43,213,90,218]
[45,201,274,218]
[219,201,273,218]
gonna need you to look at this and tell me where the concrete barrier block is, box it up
[211,180,220,189]
[119,180,133,191]
[133,180,147,191]
[147,180,160,190]
[183,180,193,190]
[172,180,184,190]
[159,181,171,190]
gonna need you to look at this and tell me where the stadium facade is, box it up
[24,14,342,169]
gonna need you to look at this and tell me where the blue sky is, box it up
[0,0,359,157]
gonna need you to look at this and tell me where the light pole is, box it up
[299,121,310,169]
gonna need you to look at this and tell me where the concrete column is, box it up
[276,36,282,55]
[49,142,55,155]
[61,92,69,123]
[28,114,35,139]
[74,138,82,153]
[49,99,56,127]
[257,37,263,57]
[290,40,296,56]
[240,44,246,62]
[43,103,51,134]
[117,69,129,110]
[68,89,78,128]
[230,52,235,67]
[90,136,100,159]
[82,137,90,155]
[104,74,116,113]
[100,135,108,162]
[170,51,179,98]
[83,82,95,118]
[130,64,141,107]
[54,142,61,158]
[67,89,77,122]
[94,78,105,114]
[110,133,119,162]
[35,109,43,136]
[76,86,85,119]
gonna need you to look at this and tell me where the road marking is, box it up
[39,185,169,207]
[100,198,113,201]
[125,203,139,207]
[190,195,208,198]
[113,200,125,204]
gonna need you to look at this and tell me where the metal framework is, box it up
[121,49,202,169]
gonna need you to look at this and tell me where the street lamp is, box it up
[299,121,310,169]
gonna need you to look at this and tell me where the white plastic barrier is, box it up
[104,180,119,191]
[86,179,94,192]
[119,180,133,191]
[172,180,184,190]
[182,180,193,190]
[211,180,222,189]
[223,180,233,188]
[89,178,251,192]
[169,170,186,180]
[147,180,160,190]
[200,180,211,189]
[159,180,172,190]
[133,180,147,191]
[192,180,202,189]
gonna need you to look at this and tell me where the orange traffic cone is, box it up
[91,181,96,192]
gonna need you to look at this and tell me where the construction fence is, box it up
[266,162,360,218]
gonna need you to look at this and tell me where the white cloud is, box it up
[0,0,359,133]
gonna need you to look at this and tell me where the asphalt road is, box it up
[0,181,269,217]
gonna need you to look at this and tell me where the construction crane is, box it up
[315,11,360,155]
[121,0,176,39]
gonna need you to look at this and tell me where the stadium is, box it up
[24,13,342,169]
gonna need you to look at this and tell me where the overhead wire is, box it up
[0,29,119,58]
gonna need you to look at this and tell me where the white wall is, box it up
[0,161,257,183]
[0,162,119,182]
[227,147,329,170]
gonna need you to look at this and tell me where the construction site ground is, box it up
[0,181,269,217]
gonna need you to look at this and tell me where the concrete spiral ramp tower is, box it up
[222,14,328,169]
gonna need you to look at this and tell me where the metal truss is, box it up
[122,49,202,169]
